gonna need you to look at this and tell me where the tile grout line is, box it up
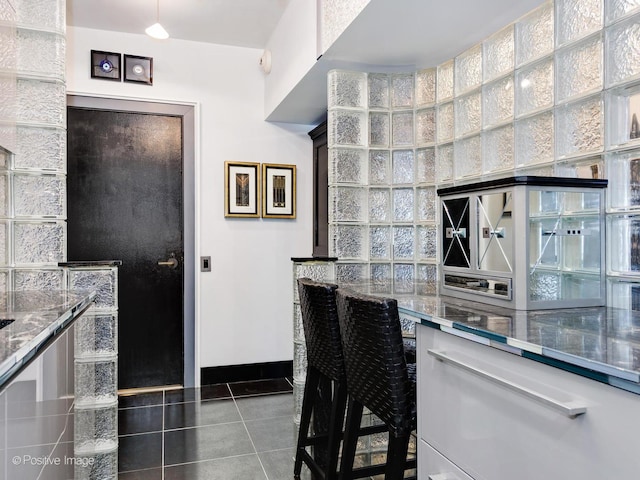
[230,383,271,480]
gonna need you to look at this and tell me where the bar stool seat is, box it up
[336,288,417,480]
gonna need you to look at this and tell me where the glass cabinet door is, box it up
[442,197,470,268]
[477,192,513,272]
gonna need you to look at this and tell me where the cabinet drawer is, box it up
[417,325,640,480]
[419,439,473,480]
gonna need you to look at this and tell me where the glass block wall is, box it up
[327,0,640,308]
[319,0,370,55]
[0,0,67,291]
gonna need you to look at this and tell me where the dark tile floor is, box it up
[117,378,296,480]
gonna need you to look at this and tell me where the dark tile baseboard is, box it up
[200,361,293,385]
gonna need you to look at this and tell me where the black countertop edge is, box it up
[437,176,608,196]
[58,260,123,267]
[291,257,338,262]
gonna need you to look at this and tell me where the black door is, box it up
[67,107,184,389]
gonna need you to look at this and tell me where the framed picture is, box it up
[262,163,296,219]
[224,161,260,218]
[124,54,153,85]
[91,50,121,81]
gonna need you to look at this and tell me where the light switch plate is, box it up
[201,256,211,272]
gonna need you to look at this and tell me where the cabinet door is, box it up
[417,325,640,480]
[419,439,474,480]
[309,121,328,257]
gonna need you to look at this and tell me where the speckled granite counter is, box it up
[383,292,640,395]
[0,290,96,388]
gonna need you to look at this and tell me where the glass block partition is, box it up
[327,0,640,307]
[0,0,67,290]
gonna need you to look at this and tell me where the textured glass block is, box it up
[416,187,436,222]
[16,0,66,32]
[0,221,7,265]
[556,94,604,158]
[515,57,554,117]
[515,163,555,176]
[607,214,640,272]
[68,268,118,311]
[335,263,367,284]
[293,303,304,342]
[17,29,65,79]
[14,221,65,264]
[483,25,514,82]
[415,68,436,106]
[0,24,17,72]
[605,83,640,149]
[392,111,414,146]
[370,263,392,293]
[293,341,307,381]
[437,102,455,143]
[321,0,368,52]
[454,135,482,179]
[15,126,65,171]
[75,359,117,407]
[436,143,454,183]
[74,404,118,454]
[416,148,435,184]
[516,2,555,67]
[369,188,391,222]
[417,225,438,261]
[0,75,16,123]
[0,174,7,217]
[293,262,334,300]
[607,278,640,309]
[556,34,603,103]
[483,124,515,173]
[393,226,415,260]
[556,0,603,47]
[530,272,561,301]
[0,126,15,165]
[328,70,367,108]
[370,226,391,260]
[606,149,640,210]
[293,379,304,423]
[483,75,514,128]
[14,268,63,290]
[437,60,455,102]
[368,73,390,108]
[392,150,414,184]
[330,225,367,260]
[555,156,604,178]
[394,264,415,294]
[416,108,435,145]
[17,79,65,126]
[328,109,366,147]
[0,0,16,22]
[0,269,9,291]
[14,173,65,217]
[417,264,438,294]
[605,14,640,87]
[369,150,390,185]
[329,186,367,222]
[454,91,482,138]
[455,45,482,95]
[606,0,640,24]
[75,314,118,359]
[393,188,414,222]
[369,112,390,147]
[330,148,366,184]
[391,74,414,108]
[515,110,554,166]
[74,451,118,480]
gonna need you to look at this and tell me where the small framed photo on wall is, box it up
[124,54,153,85]
[262,163,296,219]
[224,161,260,218]
[91,50,121,81]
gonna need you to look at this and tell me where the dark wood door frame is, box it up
[66,94,197,388]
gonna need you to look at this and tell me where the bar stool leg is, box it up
[337,397,364,480]
[385,433,411,480]
[325,381,348,480]
[294,367,322,478]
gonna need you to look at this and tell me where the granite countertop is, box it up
[387,292,640,395]
[0,290,96,388]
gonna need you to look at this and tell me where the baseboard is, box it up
[200,360,293,385]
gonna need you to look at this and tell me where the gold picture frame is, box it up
[224,161,260,218]
[262,163,296,219]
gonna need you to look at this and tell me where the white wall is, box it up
[66,27,314,378]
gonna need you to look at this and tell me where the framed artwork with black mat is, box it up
[91,50,121,81]
[124,54,153,85]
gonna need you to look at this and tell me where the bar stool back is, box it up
[336,288,417,480]
[294,278,348,480]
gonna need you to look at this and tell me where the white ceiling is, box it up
[66,0,291,48]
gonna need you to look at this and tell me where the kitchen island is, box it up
[390,292,640,480]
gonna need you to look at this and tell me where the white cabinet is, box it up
[417,324,640,480]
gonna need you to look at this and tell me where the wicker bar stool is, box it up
[294,278,349,480]
[335,288,417,480]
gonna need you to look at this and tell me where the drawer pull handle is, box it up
[427,349,587,418]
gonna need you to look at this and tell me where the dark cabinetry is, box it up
[309,121,328,257]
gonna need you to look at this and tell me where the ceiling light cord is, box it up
[146,0,169,40]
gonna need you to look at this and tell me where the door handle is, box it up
[158,254,178,269]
